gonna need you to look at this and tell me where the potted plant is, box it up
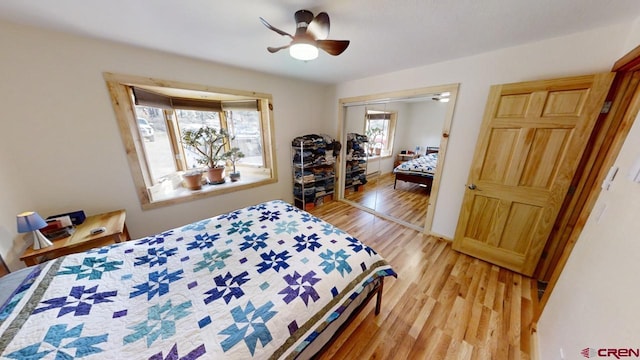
[366,127,383,156]
[182,126,232,184]
[182,169,203,190]
[224,147,245,182]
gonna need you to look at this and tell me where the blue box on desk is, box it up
[47,210,86,225]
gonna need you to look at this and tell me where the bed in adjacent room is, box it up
[393,150,439,190]
[0,200,396,359]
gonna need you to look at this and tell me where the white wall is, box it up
[0,140,34,271]
[538,110,640,359]
[335,22,635,238]
[399,101,447,153]
[344,105,366,134]
[0,20,334,268]
[623,17,640,49]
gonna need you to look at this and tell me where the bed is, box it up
[393,151,438,190]
[0,200,396,359]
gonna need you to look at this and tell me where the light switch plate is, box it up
[628,155,640,183]
[602,166,618,190]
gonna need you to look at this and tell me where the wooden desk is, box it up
[20,210,129,266]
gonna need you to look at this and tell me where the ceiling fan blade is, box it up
[259,17,293,38]
[307,12,330,40]
[316,40,350,56]
[267,44,290,53]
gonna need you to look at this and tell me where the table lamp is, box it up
[17,211,53,250]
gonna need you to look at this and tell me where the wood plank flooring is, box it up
[345,172,430,227]
[310,200,537,360]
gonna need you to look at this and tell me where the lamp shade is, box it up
[17,211,48,233]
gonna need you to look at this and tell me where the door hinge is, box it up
[600,101,612,114]
[567,185,577,195]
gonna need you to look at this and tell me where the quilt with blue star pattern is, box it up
[393,152,438,176]
[0,200,396,359]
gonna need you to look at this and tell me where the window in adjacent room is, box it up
[365,110,397,157]
[104,73,277,209]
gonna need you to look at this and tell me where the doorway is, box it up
[536,44,640,319]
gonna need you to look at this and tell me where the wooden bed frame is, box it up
[312,277,385,357]
[393,172,433,189]
[393,146,438,190]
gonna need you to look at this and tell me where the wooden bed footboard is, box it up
[394,172,433,190]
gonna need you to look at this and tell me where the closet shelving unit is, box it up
[292,134,338,211]
[344,133,368,194]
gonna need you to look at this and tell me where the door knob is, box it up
[467,184,477,190]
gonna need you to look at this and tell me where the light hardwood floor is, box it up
[310,200,537,360]
[345,172,430,227]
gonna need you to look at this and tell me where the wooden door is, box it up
[452,73,614,276]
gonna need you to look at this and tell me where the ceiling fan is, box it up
[432,92,451,102]
[259,9,350,61]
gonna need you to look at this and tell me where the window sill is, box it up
[143,168,275,210]
[367,154,393,160]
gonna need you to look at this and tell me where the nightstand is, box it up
[20,209,130,266]
[0,255,9,277]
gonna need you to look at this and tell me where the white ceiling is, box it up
[1,0,640,84]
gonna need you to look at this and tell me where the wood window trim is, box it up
[104,72,278,209]
[365,111,397,156]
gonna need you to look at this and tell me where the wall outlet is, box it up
[560,347,565,360]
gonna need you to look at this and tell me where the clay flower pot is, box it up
[183,172,203,190]
[206,167,225,184]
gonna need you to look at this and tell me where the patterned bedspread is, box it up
[393,153,438,176]
[0,200,396,359]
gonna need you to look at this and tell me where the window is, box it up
[104,73,277,209]
[226,110,264,167]
[365,110,397,157]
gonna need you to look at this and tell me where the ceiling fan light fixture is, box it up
[289,42,318,61]
[261,10,348,60]
[432,92,451,102]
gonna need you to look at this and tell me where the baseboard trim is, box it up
[428,231,453,242]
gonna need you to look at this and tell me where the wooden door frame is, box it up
[336,84,459,234]
[535,44,640,320]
